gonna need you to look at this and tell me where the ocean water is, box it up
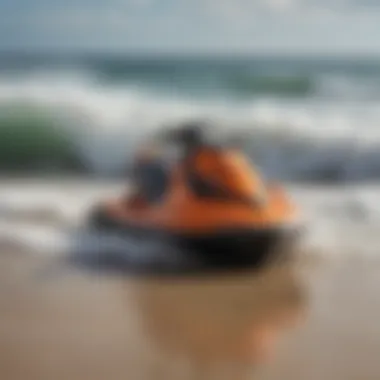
[2,53,380,181]
[2,54,380,258]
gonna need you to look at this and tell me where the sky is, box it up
[1,0,380,55]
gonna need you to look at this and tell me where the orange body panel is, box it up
[103,149,297,234]
[191,149,266,201]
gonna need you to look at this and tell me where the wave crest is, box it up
[0,74,380,182]
[226,74,314,97]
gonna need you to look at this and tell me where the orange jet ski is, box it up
[88,123,302,270]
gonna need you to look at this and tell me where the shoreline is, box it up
[1,179,380,379]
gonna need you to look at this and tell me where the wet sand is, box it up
[1,249,380,380]
[1,180,380,379]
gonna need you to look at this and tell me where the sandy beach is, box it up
[1,180,380,380]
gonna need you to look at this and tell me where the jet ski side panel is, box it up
[88,205,299,270]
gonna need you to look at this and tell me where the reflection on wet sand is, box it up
[0,252,308,380]
[134,268,308,372]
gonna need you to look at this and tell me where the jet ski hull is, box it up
[176,228,298,268]
[88,207,300,271]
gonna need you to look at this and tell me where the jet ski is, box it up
[87,123,302,272]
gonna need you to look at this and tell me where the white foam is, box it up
[0,222,68,255]
[1,181,380,259]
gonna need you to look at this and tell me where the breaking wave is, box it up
[1,70,380,182]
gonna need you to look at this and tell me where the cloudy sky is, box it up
[1,0,380,54]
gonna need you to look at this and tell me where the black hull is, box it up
[176,228,296,269]
[84,206,300,274]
